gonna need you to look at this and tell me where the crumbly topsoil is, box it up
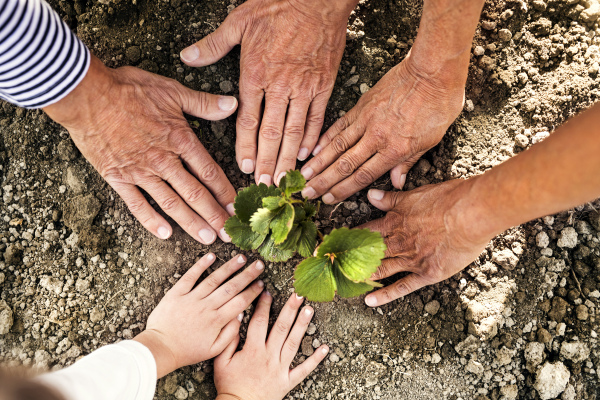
[1,0,600,399]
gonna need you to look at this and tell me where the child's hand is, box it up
[134,253,265,377]
[214,292,329,400]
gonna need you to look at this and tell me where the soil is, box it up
[1,0,600,399]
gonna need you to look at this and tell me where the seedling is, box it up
[225,170,386,302]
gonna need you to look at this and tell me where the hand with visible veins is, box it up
[44,56,238,244]
[214,293,329,400]
[180,0,358,187]
[300,0,486,204]
[133,253,266,378]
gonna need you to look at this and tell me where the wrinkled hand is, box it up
[134,253,265,378]
[44,56,239,244]
[214,293,329,400]
[181,0,354,186]
[300,54,465,204]
[359,180,491,307]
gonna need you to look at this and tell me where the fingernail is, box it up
[313,145,322,156]
[259,174,272,186]
[296,293,303,300]
[237,255,245,264]
[237,312,243,322]
[301,186,316,199]
[220,227,231,242]
[276,172,286,186]
[298,147,309,161]
[255,260,264,270]
[368,189,384,201]
[157,226,170,239]
[399,174,407,190]
[199,229,216,244]
[241,159,254,174]
[180,45,200,63]
[301,166,314,180]
[365,296,377,307]
[226,203,235,216]
[218,96,237,111]
[322,346,329,354]
[265,290,271,297]
[322,193,335,204]
[305,308,312,316]
[258,280,264,288]
[207,253,215,261]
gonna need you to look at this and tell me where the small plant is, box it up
[225,170,386,302]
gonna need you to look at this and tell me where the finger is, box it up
[274,99,311,185]
[215,331,240,367]
[266,293,304,353]
[171,253,216,295]
[300,122,363,199]
[366,189,403,212]
[289,345,329,388]
[212,316,242,356]
[319,153,391,204]
[165,159,232,242]
[303,136,377,202]
[180,143,236,217]
[142,177,217,245]
[370,258,416,281]
[207,260,265,307]
[109,181,172,240]
[281,306,313,365]
[236,84,264,174]
[247,290,272,345]
[176,84,238,120]
[193,255,247,298]
[218,280,265,322]
[313,109,357,157]
[297,92,330,161]
[180,17,243,67]
[255,94,290,186]
[390,152,422,189]
[364,273,428,307]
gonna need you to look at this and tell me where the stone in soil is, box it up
[534,362,570,400]
[0,300,13,335]
[62,194,102,231]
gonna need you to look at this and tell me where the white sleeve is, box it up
[35,340,157,400]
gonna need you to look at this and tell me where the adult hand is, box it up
[214,293,329,400]
[181,0,357,186]
[44,56,238,244]
[300,53,466,204]
[359,180,491,307]
[134,253,265,378]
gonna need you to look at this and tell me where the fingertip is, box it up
[304,306,313,317]
[301,166,314,180]
[226,203,235,216]
[368,189,385,201]
[321,345,329,355]
[322,193,335,204]
[237,312,244,322]
[205,252,216,262]
[312,144,323,156]
[157,225,171,240]
[218,96,238,112]
[297,147,309,161]
[219,227,232,243]
[240,159,255,174]
[180,45,200,64]
[365,295,377,308]
[237,254,246,264]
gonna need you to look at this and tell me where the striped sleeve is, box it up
[0,0,90,109]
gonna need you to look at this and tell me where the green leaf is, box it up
[279,224,302,251]
[280,170,306,197]
[270,203,295,244]
[224,216,266,250]
[234,183,281,224]
[250,208,275,235]
[263,196,284,211]
[318,228,386,283]
[303,202,317,218]
[294,257,336,302]
[293,205,306,223]
[333,260,376,298]
[297,220,317,258]
[259,236,295,262]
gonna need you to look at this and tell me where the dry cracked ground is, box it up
[1,0,600,399]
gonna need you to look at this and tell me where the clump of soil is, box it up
[1,0,600,399]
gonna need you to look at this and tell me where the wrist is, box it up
[288,0,358,25]
[216,395,244,400]
[133,330,178,379]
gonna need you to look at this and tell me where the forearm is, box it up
[409,0,485,85]
[461,104,600,241]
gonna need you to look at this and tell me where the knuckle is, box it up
[260,126,283,142]
[284,125,304,141]
[353,168,375,187]
[185,185,208,204]
[252,314,269,326]
[205,211,224,227]
[237,114,260,131]
[127,198,147,215]
[334,157,355,177]
[275,321,290,335]
[223,282,239,296]
[331,135,349,154]
[206,275,221,289]
[306,113,324,129]
[160,195,181,212]
[286,338,300,352]
[200,162,220,183]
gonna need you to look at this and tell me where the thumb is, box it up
[180,18,243,67]
[176,84,238,121]
[390,152,423,189]
[367,189,403,212]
